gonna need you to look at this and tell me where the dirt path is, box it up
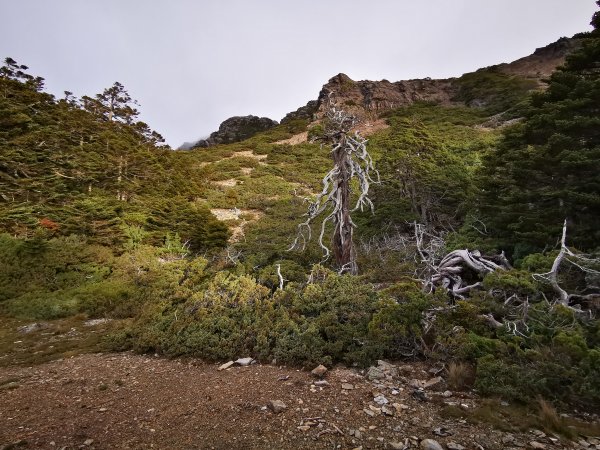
[1,353,594,450]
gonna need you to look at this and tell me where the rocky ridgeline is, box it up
[193,115,278,148]
[311,37,578,121]
[315,73,456,119]
[186,37,577,148]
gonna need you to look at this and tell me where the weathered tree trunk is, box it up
[332,136,356,274]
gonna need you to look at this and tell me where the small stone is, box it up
[389,442,405,450]
[433,427,452,437]
[409,379,424,388]
[529,442,546,449]
[267,400,287,413]
[83,439,94,446]
[391,389,400,395]
[377,360,398,376]
[393,403,409,411]
[374,395,389,405]
[314,380,329,386]
[368,425,377,430]
[366,366,385,380]
[446,443,465,450]
[501,434,515,444]
[442,390,452,398]
[364,408,376,417]
[412,389,429,402]
[342,383,354,390]
[297,425,311,432]
[381,405,395,416]
[98,408,107,412]
[355,430,362,439]
[419,439,443,450]
[235,357,254,366]
[311,364,328,377]
[424,376,443,389]
[218,361,234,371]
[368,405,381,413]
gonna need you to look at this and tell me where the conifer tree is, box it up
[479,2,600,256]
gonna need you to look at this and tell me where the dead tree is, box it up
[409,222,511,296]
[289,98,378,274]
[533,219,600,308]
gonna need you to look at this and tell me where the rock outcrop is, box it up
[193,115,278,148]
[315,73,456,119]
[307,36,580,121]
[280,100,318,124]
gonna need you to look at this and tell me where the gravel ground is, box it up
[0,353,597,450]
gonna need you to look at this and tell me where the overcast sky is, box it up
[0,1,596,147]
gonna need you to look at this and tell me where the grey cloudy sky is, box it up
[0,1,596,147]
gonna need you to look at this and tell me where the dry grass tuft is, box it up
[538,397,567,435]
[447,361,471,390]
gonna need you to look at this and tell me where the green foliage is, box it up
[478,27,600,254]
[114,268,430,367]
[359,103,496,233]
[454,68,538,114]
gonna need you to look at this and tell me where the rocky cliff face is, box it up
[310,37,579,120]
[193,115,278,148]
[315,73,457,119]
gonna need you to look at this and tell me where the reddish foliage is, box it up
[39,217,60,231]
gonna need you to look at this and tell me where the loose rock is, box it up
[311,364,328,378]
[381,405,395,416]
[235,357,254,366]
[366,367,385,381]
[267,400,287,413]
[374,395,389,405]
[218,361,234,371]
[341,383,354,390]
[389,442,406,450]
[424,376,443,389]
[446,442,465,450]
[419,439,443,450]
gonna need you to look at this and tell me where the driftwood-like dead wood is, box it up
[533,219,600,307]
[430,249,511,297]
[410,221,511,296]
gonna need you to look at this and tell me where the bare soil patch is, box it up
[2,352,595,449]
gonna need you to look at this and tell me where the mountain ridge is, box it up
[187,35,580,148]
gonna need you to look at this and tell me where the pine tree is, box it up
[479,3,600,257]
[83,82,139,124]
